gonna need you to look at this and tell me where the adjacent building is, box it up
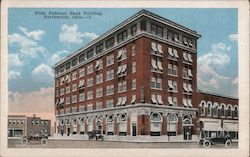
[53,9,238,141]
[8,115,51,138]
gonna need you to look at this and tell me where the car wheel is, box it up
[225,140,232,148]
[21,139,28,145]
[41,139,48,145]
[203,140,211,148]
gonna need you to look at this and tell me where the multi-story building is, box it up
[53,9,238,141]
[8,115,51,138]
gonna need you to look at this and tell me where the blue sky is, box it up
[8,8,238,112]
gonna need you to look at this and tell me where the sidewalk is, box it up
[50,134,199,143]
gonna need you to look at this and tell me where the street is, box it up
[8,139,238,149]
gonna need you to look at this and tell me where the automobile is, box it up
[21,134,48,145]
[87,129,104,141]
[199,134,232,148]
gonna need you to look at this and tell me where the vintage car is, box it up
[21,134,48,145]
[87,130,104,141]
[199,134,232,148]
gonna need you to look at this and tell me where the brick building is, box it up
[8,115,51,138]
[53,10,238,141]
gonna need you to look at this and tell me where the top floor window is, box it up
[117,48,127,61]
[86,49,94,59]
[131,24,137,36]
[96,43,103,54]
[151,24,163,37]
[65,62,71,70]
[117,30,127,43]
[79,53,86,63]
[72,58,77,67]
[87,64,93,75]
[60,65,65,73]
[106,37,114,49]
[106,54,114,67]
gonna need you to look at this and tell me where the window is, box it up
[106,37,114,49]
[71,106,77,113]
[60,88,64,96]
[131,24,137,36]
[188,39,193,47]
[151,24,163,37]
[132,43,136,56]
[72,95,77,104]
[117,96,127,106]
[183,52,193,63]
[183,37,188,46]
[234,106,238,118]
[183,83,192,93]
[72,58,78,67]
[168,96,177,106]
[227,106,232,117]
[66,97,70,105]
[72,83,77,92]
[96,73,103,84]
[72,71,77,80]
[65,62,71,70]
[168,64,178,76]
[95,59,103,70]
[78,79,85,89]
[60,65,65,73]
[117,48,127,61]
[183,68,189,78]
[106,99,114,108]
[56,79,59,87]
[221,105,225,117]
[96,43,103,54]
[151,58,163,72]
[79,67,85,77]
[66,86,70,94]
[60,77,64,85]
[87,77,94,87]
[132,79,136,90]
[79,105,85,112]
[106,84,114,95]
[151,77,162,89]
[183,98,192,108]
[168,80,177,92]
[117,64,127,77]
[96,101,103,110]
[106,69,114,81]
[87,64,93,75]
[207,103,211,116]
[118,81,127,93]
[151,94,163,105]
[86,49,94,59]
[65,74,70,83]
[87,103,93,111]
[79,53,86,62]
[56,89,59,97]
[79,93,85,102]
[87,90,93,100]
[96,87,103,98]
[168,47,179,59]
[131,95,136,104]
[167,114,178,136]
[132,62,136,73]
[117,30,127,43]
[106,54,114,67]
[173,33,179,42]
[151,42,163,56]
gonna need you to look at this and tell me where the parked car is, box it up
[87,130,104,141]
[199,134,232,148]
[21,134,48,145]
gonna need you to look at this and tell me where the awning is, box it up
[168,80,174,89]
[121,64,127,73]
[187,99,193,107]
[189,42,193,47]
[151,95,157,104]
[157,95,163,105]
[168,48,174,57]
[223,123,238,132]
[157,61,163,70]
[188,69,193,77]
[151,42,158,52]
[203,122,223,131]
[65,75,69,82]
[61,77,65,83]
[117,66,123,74]
[95,60,100,69]
[183,38,188,45]
[188,84,193,92]
[151,59,158,69]
[183,52,188,61]
[183,83,189,92]
[117,49,123,59]
[173,49,179,58]
[121,97,127,106]
[157,44,163,54]
[78,80,85,88]
[117,98,122,106]
[188,53,193,62]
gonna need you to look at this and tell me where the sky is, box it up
[8,8,238,115]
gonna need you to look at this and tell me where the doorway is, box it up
[67,128,70,136]
[132,123,137,136]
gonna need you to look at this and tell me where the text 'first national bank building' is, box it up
[53,10,238,141]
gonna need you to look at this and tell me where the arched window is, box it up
[234,106,238,118]
[228,106,232,117]
[106,115,114,123]
[221,104,225,117]
[167,114,178,136]
[200,101,206,116]
[150,113,162,122]
[106,115,114,135]
[213,102,219,116]
[118,114,127,122]
[207,102,212,116]
[150,113,162,136]
[118,114,127,136]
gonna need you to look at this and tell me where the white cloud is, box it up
[8,53,23,66]
[8,33,46,57]
[32,63,54,77]
[8,71,21,80]
[228,34,238,42]
[197,42,237,96]
[59,24,98,44]
[19,26,46,40]
[49,50,69,66]
[8,87,54,113]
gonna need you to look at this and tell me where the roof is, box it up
[197,89,238,100]
[53,9,201,69]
